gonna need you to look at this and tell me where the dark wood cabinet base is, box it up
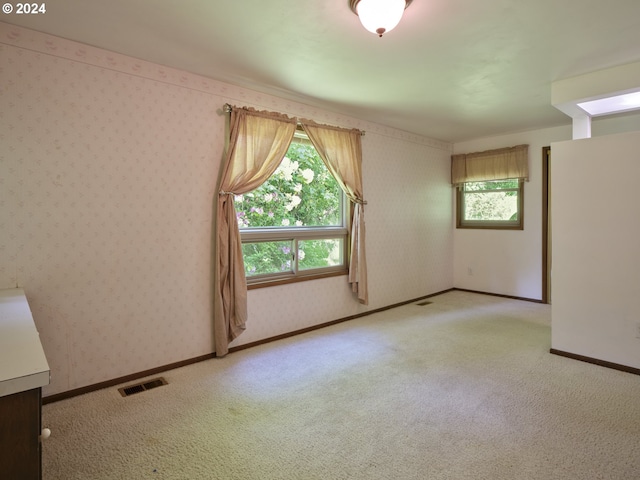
[0,388,42,480]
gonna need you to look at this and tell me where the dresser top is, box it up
[0,288,50,397]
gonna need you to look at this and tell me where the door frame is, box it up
[542,146,551,304]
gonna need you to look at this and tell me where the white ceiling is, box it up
[4,0,640,142]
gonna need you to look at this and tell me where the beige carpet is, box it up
[42,291,640,479]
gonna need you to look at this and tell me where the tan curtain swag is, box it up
[301,120,368,305]
[451,144,529,185]
[214,107,297,356]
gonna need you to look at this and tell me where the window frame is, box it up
[456,178,524,230]
[237,131,350,288]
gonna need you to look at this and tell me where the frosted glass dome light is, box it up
[350,0,412,37]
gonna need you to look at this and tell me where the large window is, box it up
[234,131,348,284]
[456,178,523,229]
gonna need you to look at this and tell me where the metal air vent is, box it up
[118,377,168,397]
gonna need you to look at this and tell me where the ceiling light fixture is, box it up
[349,0,413,37]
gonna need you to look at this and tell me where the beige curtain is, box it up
[301,120,368,305]
[214,107,297,356]
[451,144,529,185]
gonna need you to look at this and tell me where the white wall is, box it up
[551,130,640,369]
[451,112,640,301]
[0,24,453,396]
[591,111,640,137]
[452,126,571,300]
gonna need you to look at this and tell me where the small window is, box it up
[456,179,523,229]
[235,131,348,285]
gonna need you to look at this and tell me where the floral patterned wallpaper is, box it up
[0,22,453,396]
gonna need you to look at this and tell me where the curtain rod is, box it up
[223,103,365,136]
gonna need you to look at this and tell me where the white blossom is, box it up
[276,157,299,181]
[285,195,302,211]
[301,168,314,184]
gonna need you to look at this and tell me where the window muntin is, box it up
[234,132,348,284]
[457,179,523,229]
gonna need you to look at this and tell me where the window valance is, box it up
[451,144,529,186]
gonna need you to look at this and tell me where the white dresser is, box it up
[0,288,51,480]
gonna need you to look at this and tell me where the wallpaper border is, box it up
[0,21,452,152]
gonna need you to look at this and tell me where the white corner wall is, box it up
[451,113,640,301]
[551,130,640,369]
[452,126,571,300]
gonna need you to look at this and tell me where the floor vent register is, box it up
[118,377,168,397]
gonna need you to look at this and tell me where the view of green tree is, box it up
[241,241,293,276]
[299,239,343,270]
[464,179,519,192]
[463,180,519,221]
[234,140,344,276]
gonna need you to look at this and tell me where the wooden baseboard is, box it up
[42,353,215,404]
[43,288,455,404]
[228,288,456,355]
[550,349,640,376]
[453,288,544,304]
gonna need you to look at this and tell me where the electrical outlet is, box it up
[636,322,640,339]
[467,267,473,276]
